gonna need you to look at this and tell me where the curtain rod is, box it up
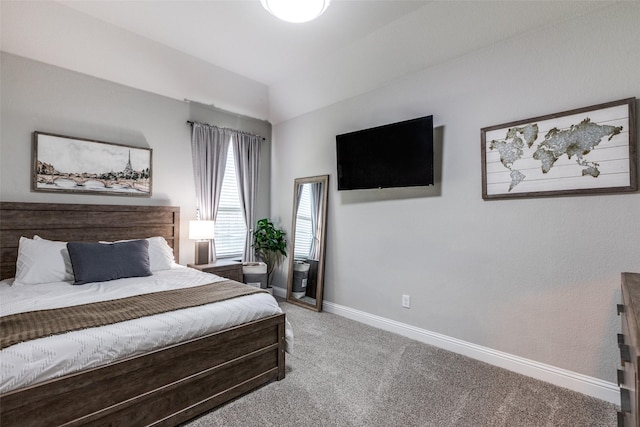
[186,121,265,141]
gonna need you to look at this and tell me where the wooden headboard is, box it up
[0,202,180,280]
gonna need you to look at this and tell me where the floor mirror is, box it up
[286,175,329,312]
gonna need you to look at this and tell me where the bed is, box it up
[0,201,288,427]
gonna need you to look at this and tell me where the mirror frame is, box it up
[286,175,329,312]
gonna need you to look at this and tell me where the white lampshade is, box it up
[260,0,330,23]
[189,220,215,240]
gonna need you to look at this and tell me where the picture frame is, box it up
[481,98,636,200]
[32,132,152,197]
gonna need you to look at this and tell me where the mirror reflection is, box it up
[286,175,329,311]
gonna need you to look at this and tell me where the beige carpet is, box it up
[183,301,618,426]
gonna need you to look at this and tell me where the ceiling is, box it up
[2,1,615,123]
[59,0,428,87]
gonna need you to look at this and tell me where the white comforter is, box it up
[0,265,292,393]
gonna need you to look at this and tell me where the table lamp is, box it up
[189,220,216,265]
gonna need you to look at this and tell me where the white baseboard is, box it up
[271,286,287,299]
[321,301,619,405]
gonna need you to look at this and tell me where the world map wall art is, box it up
[32,132,152,197]
[481,98,637,200]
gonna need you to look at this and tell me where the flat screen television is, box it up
[336,115,434,191]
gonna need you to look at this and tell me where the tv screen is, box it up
[336,116,434,191]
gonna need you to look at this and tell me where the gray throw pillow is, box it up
[67,240,152,285]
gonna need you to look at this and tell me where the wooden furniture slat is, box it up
[188,261,244,282]
[1,210,176,229]
[0,227,176,246]
[0,201,179,213]
[75,361,280,427]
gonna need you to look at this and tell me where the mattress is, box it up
[0,265,292,393]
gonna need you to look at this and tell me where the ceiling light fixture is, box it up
[260,0,331,23]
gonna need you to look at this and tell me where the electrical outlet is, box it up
[402,294,410,309]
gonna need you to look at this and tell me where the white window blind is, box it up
[214,143,247,258]
[293,184,313,260]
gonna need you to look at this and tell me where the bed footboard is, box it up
[0,313,286,427]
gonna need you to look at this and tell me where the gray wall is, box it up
[271,2,640,382]
[0,53,272,265]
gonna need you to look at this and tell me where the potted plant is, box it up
[252,218,287,286]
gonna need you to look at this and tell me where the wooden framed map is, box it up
[33,132,152,197]
[481,98,636,200]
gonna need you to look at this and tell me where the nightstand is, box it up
[188,259,243,282]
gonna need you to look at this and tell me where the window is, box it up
[293,184,313,260]
[214,143,247,258]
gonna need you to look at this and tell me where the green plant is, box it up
[253,218,287,286]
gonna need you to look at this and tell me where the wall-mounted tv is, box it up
[336,115,434,191]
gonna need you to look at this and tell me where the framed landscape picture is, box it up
[481,98,636,200]
[32,132,152,197]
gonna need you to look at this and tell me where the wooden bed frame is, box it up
[0,202,286,427]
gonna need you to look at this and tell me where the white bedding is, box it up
[0,265,292,393]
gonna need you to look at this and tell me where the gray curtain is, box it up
[309,182,323,260]
[232,131,262,262]
[294,183,306,259]
[190,122,231,262]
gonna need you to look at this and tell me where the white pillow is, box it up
[146,236,176,271]
[13,236,74,285]
[99,236,176,272]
